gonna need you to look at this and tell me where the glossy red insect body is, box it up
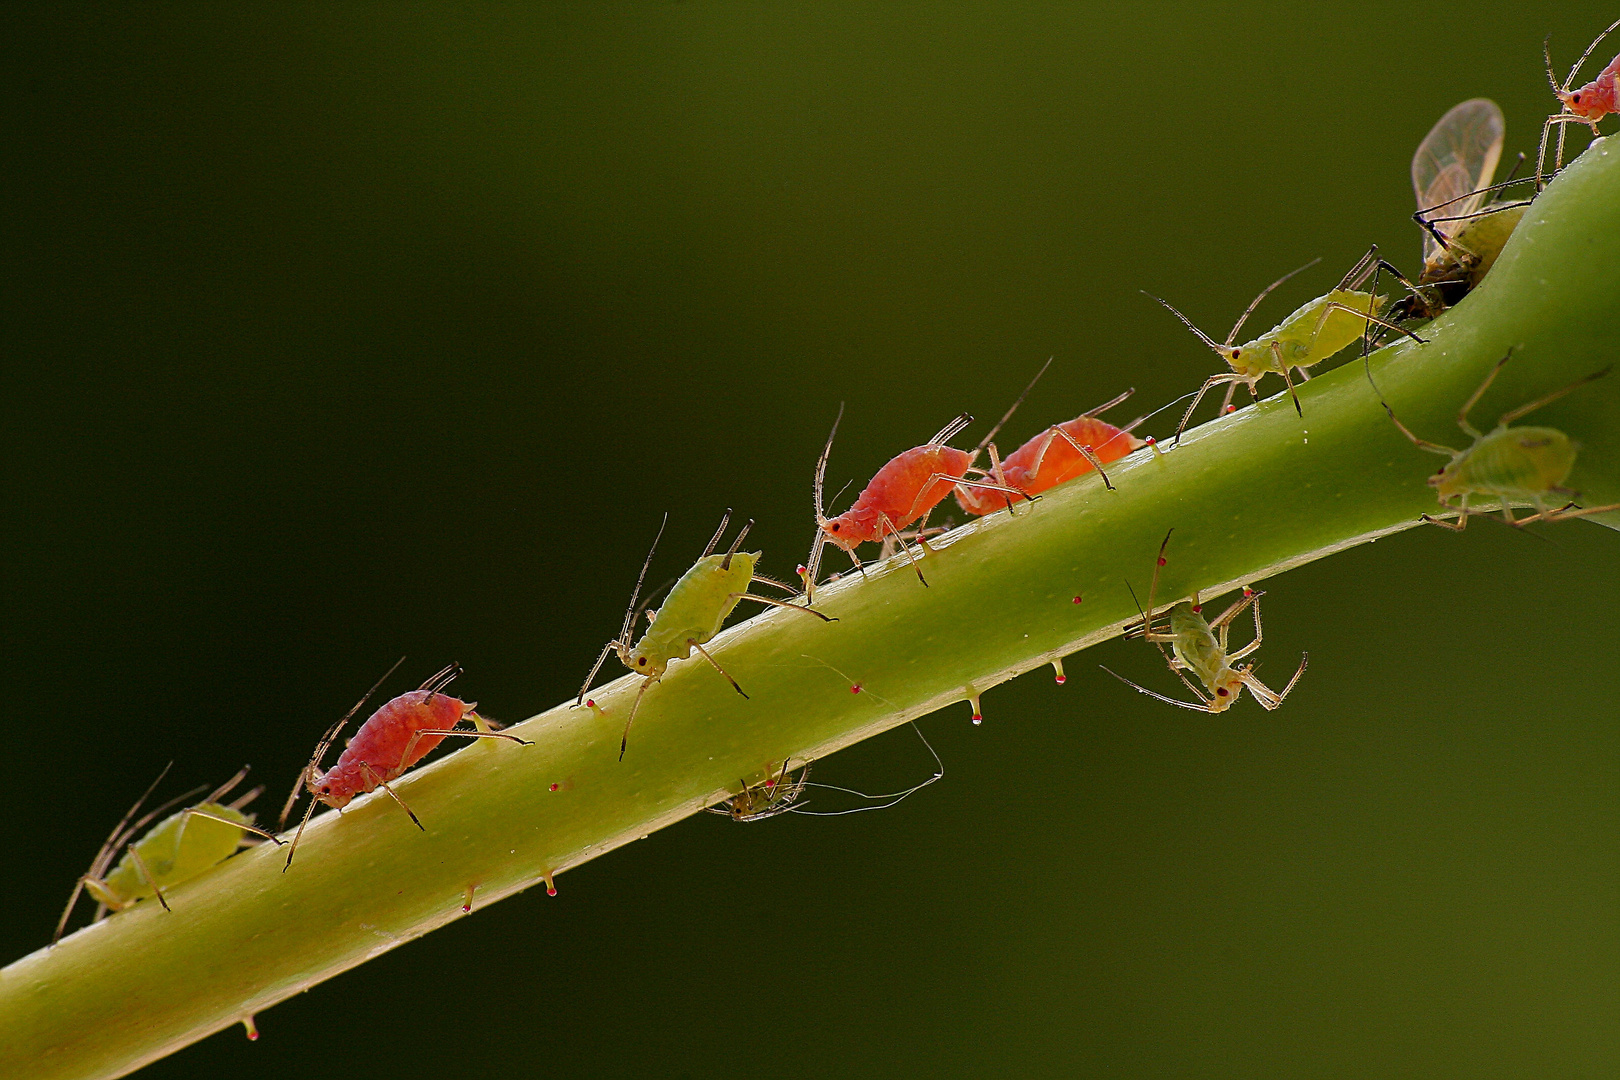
[955,413,1143,516]
[281,663,529,868]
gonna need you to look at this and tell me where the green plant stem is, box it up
[5,141,1618,1080]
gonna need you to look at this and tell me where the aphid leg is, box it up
[877,510,929,588]
[911,506,937,551]
[730,592,837,622]
[1268,343,1303,417]
[1242,652,1308,711]
[1208,589,1261,652]
[618,677,657,760]
[1527,501,1620,525]
[126,847,171,913]
[1420,494,1471,532]
[1317,301,1428,349]
[53,763,177,944]
[688,639,748,700]
[1174,373,1248,444]
[983,441,1018,515]
[395,727,533,773]
[356,760,423,831]
[1495,364,1613,427]
[576,641,624,709]
[183,808,286,846]
[1225,593,1267,662]
[282,658,405,830]
[1029,426,1118,491]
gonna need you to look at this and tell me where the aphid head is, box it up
[819,514,860,553]
[626,648,665,679]
[1557,86,1604,122]
[1209,669,1245,712]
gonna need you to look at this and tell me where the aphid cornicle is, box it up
[281,662,532,868]
[1373,349,1620,531]
[1537,17,1620,187]
[53,765,281,944]
[1149,247,1427,441]
[1392,98,1530,325]
[1102,529,1308,714]
[578,510,834,759]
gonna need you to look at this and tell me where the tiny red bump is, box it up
[1224,404,1236,414]
[795,564,807,575]
[1055,675,1067,684]
[248,1032,259,1042]
[1157,557,1167,566]
[1072,595,1083,604]
[546,885,557,897]
[1193,605,1202,613]
[549,783,559,792]
[462,903,471,913]
[1145,436,1156,445]
[850,684,862,694]
[1243,587,1254,597]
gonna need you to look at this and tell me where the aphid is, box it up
[1372,349,1620,530]
[282,661,531,868]
[707,723,942,822]
[1102,529,1308,713]
[801,400,1038,600]
[1537,17,1620,186]
[578,510,834,759]
[53,764,281,944]
[1149,247,1426,441]
[1393,99,1531,324]
[953,386,1143,516]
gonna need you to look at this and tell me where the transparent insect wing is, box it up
[1412,98,1504,263]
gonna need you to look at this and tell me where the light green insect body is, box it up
[87,803,254,911]
[1104,530,1308,714]
[54,766,281,944]
[629,551,757,679]
[1153,247,1424,440]
[1378,350,1620,530]
[580,511,833,758]
[1428,204,1524,291]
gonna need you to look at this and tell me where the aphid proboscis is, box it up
[707,723,942,821]
[952,366,1144,516]
[53,764,281,944]
[1394,99,1530,325]
[1102,529,1307,713]
[801,403,1035,600]
[577,510,835,759]
[1372,349,1620,530]
[281,661,532,869]
[1537,17,1620,186]
[1148,247,1427,442]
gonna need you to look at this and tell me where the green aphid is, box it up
[1149,246,1427,441]
[1377,349,1620,530]
[53,765,282,944]
[578,510,834,759]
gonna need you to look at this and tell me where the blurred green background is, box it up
[5,3,1618,1076]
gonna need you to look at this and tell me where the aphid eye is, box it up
[1231,349,1241,360]
[1573,94,1582,103]
[637,657,647,666]
[1216,688,1229,697]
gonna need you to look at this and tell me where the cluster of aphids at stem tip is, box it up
[52,24,1620,1013]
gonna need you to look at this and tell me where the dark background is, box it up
[5,4,1618,1076]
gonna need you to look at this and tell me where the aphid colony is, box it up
[53,21,1620,964]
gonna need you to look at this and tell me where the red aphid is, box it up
[281,663,530,869]
[1541,18,1620,178]
[802,408,1026,597]
[955,413,1144,516]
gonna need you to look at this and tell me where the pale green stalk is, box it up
[4,141,1617,1080]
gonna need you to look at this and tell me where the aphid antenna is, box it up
[1230,256,1323,345]
[721,518,753,571]
[1098,665,1211,712]
[577,512,668,711]
[1144,291,1228,356]
[1334,246,1380,293]
[1081,386,1136,419]
[800,404,845,600]
[970,357,1054,457]
[226,783,265,812]
[699,508,733,559]
[790,723,944,816]
[928,412,975,447]
[1557,17,1620,92]
[1496,363,1612,427]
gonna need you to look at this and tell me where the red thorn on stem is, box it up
[242,1017,260,1042]
[544,873,558,897]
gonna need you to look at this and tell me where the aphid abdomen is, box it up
[1445,426,1576,501]
[1273,290,1383,366]
[873,445,972,526]
[1167,603,1225,686]
[322,690,471,803]
[101,804,251,904]
[636,553,758,661]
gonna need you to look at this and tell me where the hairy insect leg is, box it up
[1495,364,1612,427]
[1268,343,1304,417]
[877,510,929,588]
[729,592,837,622]
[1174,373,1250,444]
[126,847,170,913]
[576,640,626,709]
[1513,500,1620,527]
[1207,588,1260,645]
[1420,494,1471,531]
[618,676,657,760]
[281,658,405,830]
[183,809,286,846]
[356,760,423,832]
[1242,651,1309,711]
[1026,426,1118,491]
[688,639,748,700]
[395,727,533,774]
